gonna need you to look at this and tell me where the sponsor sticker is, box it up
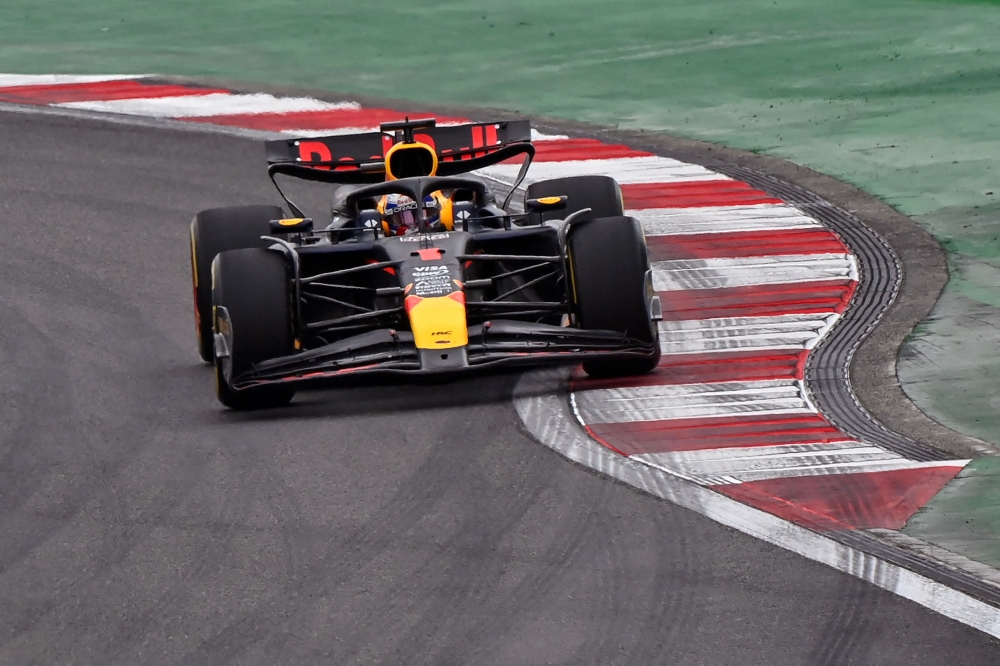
[398,233,450,242]
[411,264,454,297]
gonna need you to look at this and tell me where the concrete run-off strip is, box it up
[5,73,999,634]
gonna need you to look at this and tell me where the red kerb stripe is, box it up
[622,180,783,210]
[659,279,857,320]
[571,350,807,390]
[531,138,653,162]
[585,413,846,456]
[0,80,228,105]
[646,229,847,261]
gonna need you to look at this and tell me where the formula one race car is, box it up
[190,117,662,409]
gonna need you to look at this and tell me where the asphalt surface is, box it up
[1,110,997,665]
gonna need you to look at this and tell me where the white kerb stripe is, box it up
[652,253,857,291]
[0,74,145,88]
[727,459,969,485]
[530,129,570,141]
[636,453,970,485]
[645,441,869,464]
[280,121,470,137]
[281,127,380,137]
[479,156,722,185]
[633,203,822,236]
[572,379,813,425]
[658,313,840,355]
[635,442,898,481]
[56,93,361,117]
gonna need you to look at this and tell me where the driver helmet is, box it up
[379,193,441,236]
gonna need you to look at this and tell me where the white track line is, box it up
[0,74,145,87]
[57,93,360,117]
[632,203,822,235]
[651,253,857,291]
[658,313,841,354]
[572,379,813,424]
[515,368,1000,639]
[480,155,722,185]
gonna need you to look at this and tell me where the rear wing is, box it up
[265,120,534,185]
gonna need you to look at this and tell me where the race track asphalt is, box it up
[1,109,997,665]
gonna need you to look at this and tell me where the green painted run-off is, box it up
[905,457,1000,568]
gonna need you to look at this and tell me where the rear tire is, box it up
[525,175,624,223]
[568,216,660,378]
[212,248,295,410]
[191,205,283,362]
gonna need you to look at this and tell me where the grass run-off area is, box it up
[3,0,1000,441]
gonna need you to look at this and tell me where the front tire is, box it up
[191,205,284,362]
[212,248,295,410]
[567,216,660,378]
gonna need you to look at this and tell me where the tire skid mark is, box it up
[806,564,879,665]
[0,267,216,650]
[390,436,560,661]
[183,428,342,663]
[185,385,556,663]
[570,495,697,666]
[511,383,702,666]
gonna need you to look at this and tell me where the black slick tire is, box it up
[525,175,624,223]
[568,216,661,378]
[212,248,295,410]
[191,205,283,362]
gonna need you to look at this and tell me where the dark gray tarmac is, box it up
[0,110,997,665]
